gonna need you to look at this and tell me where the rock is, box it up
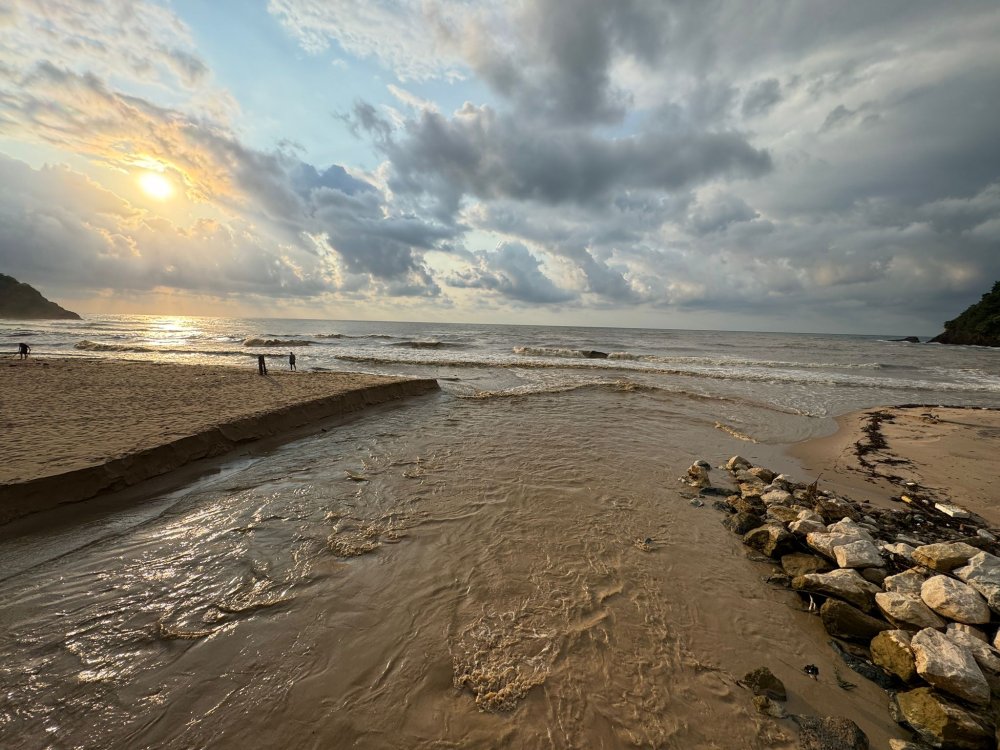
[743,524,796,558]
[726,455,752,471]
[931,280,1000,347]
[947,623,987,643]
[580,350,608,358]
[793,715,869,750]
[781,553,832,578]
[723,512,764,535]
[934,502,971,519]
[686,463,711,488]
[911,628,990,706]
[793,569,882,612]
[808,532,869,561]
[921,575,991,625]
[944,627,1000,693]
[860,567,888,586]
[751,694,787,719]
[790,519,827,536]
[912,542,982,573]
[820,599,891,641]
[894,687,994,750]
[797,509,825,523]
[885,569,927,597]
[891,336,921,343]
[883,542,917,562]
[871,629,917,682]
[814,495,859,523]
[888,741,925,750]
[834,540,884,569]
[828,518,874,541]
[875,592,947,631]
[0,274,81,319]
[954,551,1000,613]
[747,466,776,483]
[761,489,793,506]
[742,666,786,700]
[767,505,803,524]
[773,474,795,491]
[895,533,925,546]
[727,495,765,515]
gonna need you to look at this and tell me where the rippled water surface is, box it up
[1,316,996,748]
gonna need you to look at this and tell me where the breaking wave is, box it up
[513,346,608,358]
[75,340,154,353]
[243,338,312,347]
[390,340,467,350]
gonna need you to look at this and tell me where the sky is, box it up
[1,1,999,334]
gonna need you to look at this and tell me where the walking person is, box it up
[17,342,30,360]
[288,351,296,371]
[257,354,267,376]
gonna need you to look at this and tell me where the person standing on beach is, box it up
[17,342,30,360]
[257,354,267,375]
[288,351,296,371]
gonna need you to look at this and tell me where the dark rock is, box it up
[742,666,787,701]
[830,639,896,689]
[820,600,892,642]
[814,495,860,523]
[890,337,921,343]
[723,512,763,535]
[861,567,888,586]
[0,274,80,320]
[792,715,869,750]
[930,280,1000,347]
[580,350,608,358]
[894,687,996,749]
[752,694,787,718]
[744,524,797,558]
[793,569,882,612]
[728,495,766,515]
[711,500,731,513]
[781,553,832,578]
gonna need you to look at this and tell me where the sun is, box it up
[138,171,175,200]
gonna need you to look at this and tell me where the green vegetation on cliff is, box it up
[931,281,1000,347]
[0,274,81,320]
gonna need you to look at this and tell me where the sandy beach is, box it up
[0,358,438,522]
[793,405,1000,528]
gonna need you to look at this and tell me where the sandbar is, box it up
[0,358,438,523]
[792,405,1000,527]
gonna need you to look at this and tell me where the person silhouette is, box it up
[17,342,30,360]
[289,351,296,371]
[257,354,267,375]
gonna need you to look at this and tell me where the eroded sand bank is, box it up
[0,358,438,522]
[792,405,1000,527]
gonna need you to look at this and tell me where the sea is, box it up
[0,315,997,748]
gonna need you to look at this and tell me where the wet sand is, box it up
[792,405,1000,527]
[0,358,438,523]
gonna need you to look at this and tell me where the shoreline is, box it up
[0,358,439,524]
[791,405,1000,528]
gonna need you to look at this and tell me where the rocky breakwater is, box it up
[684,455,1000,749]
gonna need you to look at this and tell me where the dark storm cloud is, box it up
[741,79,781,118]
[448,242,575,304]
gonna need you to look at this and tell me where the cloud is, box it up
[447,242,576,304]
[741,78,781,118]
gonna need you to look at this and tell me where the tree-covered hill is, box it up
[0,274,81,320]
[931,281,1000,347]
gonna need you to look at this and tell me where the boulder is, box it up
[947,623,988,643]
[747,466,776,483]
[797,509,825,524]
[911,628,990,706]
[789,519,827,536]
[743,524,796,558]
[871,629,917,682]
[828,518,875,542]
[793,569,882,612]
[793,715,869,750]
[894,687,994,750]
[761,489,793,506]
[686,463,711,488]
[807,532,868,560]
[767,505,803,524]
[921,575,991,625]
[820,599,891,641]
[875,592,946,631]
[944,627,1000,693]
[860,567,888,586]
[884,569,927,597]
[954,551,1000,613]
[882,542,916,562]
[727,495,765,515]
[773,474,795,491]
[752,694,787,719]
[723,511,763,535]
[912,542,982,573]
[781,552,832,578]
[741,666,786,700]
[814,495,858,523]
[726,455,752,471]
[888,741,925,750]
[834,540,885,569]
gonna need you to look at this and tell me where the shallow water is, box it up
[2,384,905,749]
[2,317,996,748]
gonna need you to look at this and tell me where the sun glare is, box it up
[138,171,174,200]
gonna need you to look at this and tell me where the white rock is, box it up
[773,473,794,490]
[827,518,874,543]
[789,519,826,536]
[792,569,882,611]
[884,569,926,596]
[796,509,825,524]
[807,531,867,560]
[912,542,981,572]
[944,627,1000,682]
[760,489,792,505]
[911,628,990,706]
[921,575,991,625]
[934,502,970,519]
[834,539,885,569]
[875,592,946,631]
[726,455,752,471]
[954,551,1000,613]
